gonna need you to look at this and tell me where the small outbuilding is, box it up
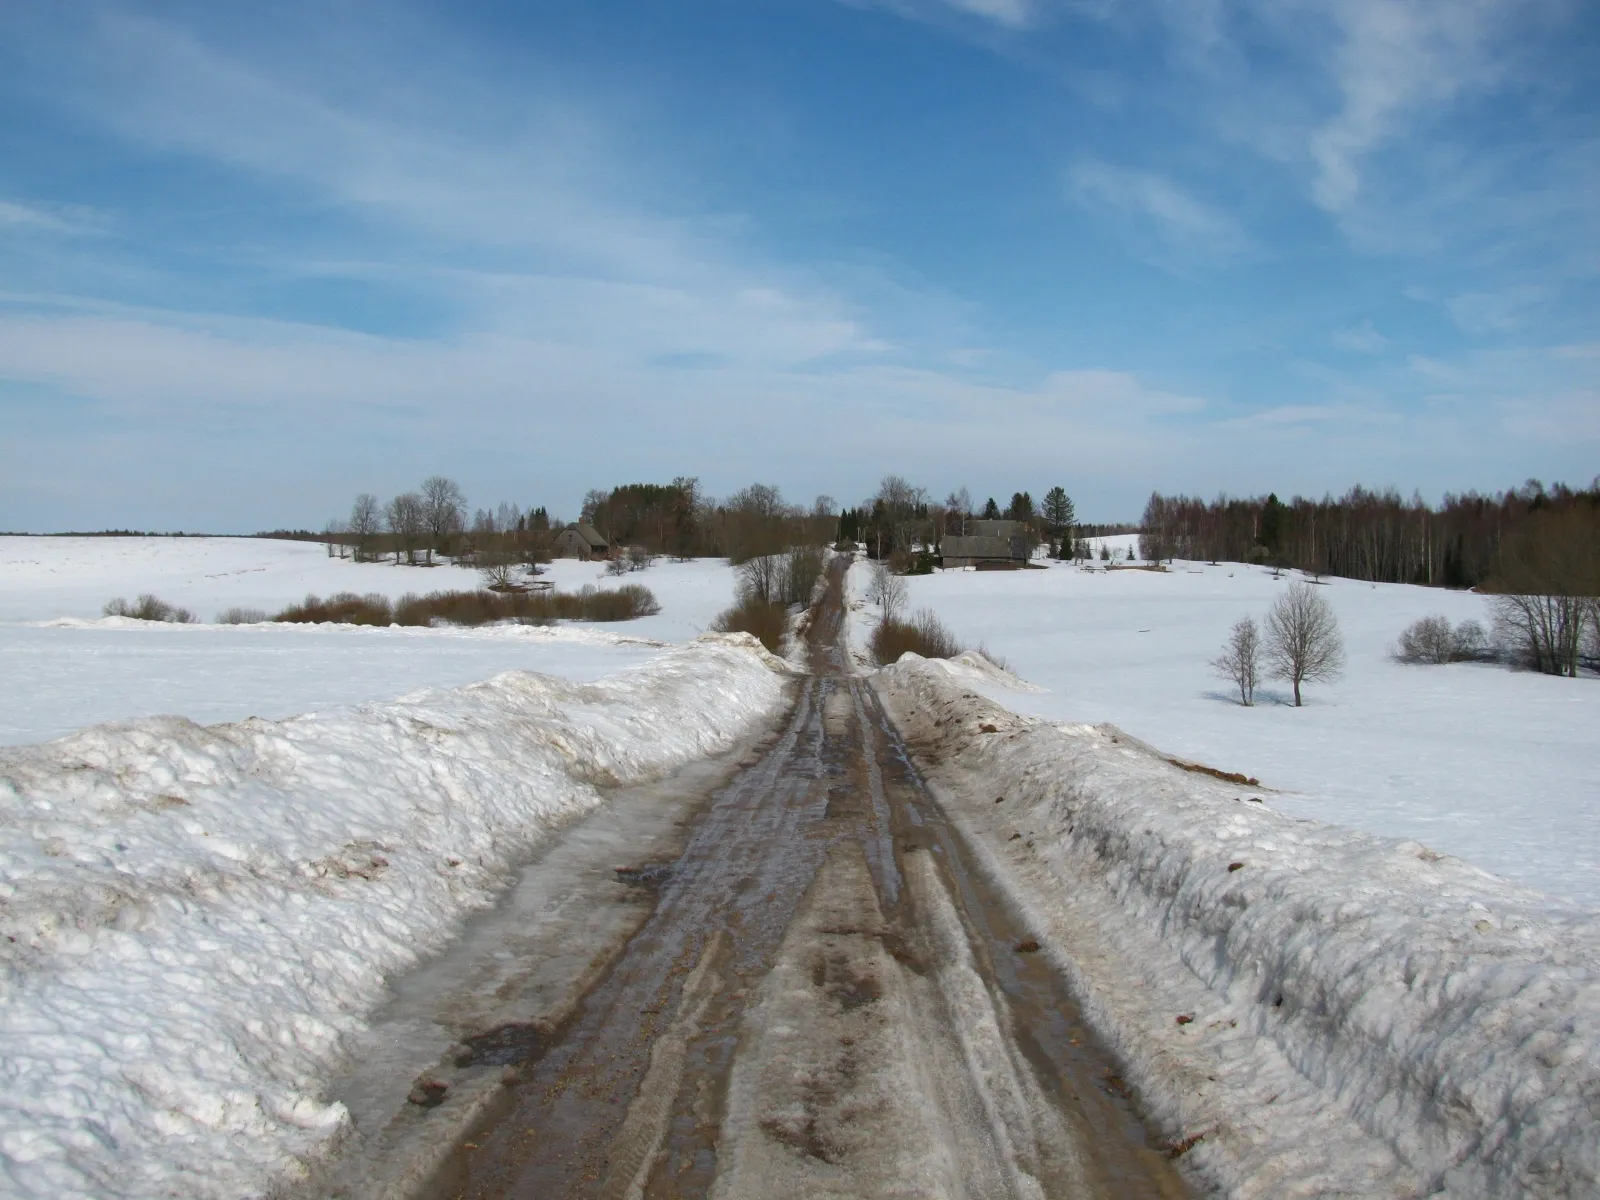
[553,523,610,560]
[941,519,1031,569]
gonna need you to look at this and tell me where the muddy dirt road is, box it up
[417,564,1188,1199]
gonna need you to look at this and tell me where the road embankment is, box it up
[874,651,1600,1199]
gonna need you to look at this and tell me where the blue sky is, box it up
[1,0,1596,530]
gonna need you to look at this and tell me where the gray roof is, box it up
[565,523,608,548]
[942,534,1026,560]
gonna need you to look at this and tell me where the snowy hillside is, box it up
[0,635,792,1199]
[852,548,1599,906]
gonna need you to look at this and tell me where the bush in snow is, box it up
[103,594,196,623]
[1396,614,1492,664]
[1263,581,1345,706]
[1212,616,1262,705]
[712,593,790,654]
[1451,618,1489,661]
[872,607,962,665]
[275,592,395,625]
[1396,614,1454,664]
[215,607,269,625]
[275,586,662,628]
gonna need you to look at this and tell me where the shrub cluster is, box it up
[272,585,660,627]
[215,607,269,625]
[1395,614,1488,664]
[711,593,790,654]
[871,607,961,665]
[103,594,196,623]
[275,592,396,625]
[604,546,656,576]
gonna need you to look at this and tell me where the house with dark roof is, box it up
[941,519,1030,569]
[553,523,610,559]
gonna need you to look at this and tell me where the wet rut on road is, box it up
[422,563,1188,1199]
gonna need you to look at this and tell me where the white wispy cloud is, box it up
[839,0,1035,31]
[0,198,107,237]
[1445,286,1549,336]
[1066,160,1250,269]
[1332,319,1388,355]
[1302,0,1513,214]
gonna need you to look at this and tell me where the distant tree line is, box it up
[1138,480,1600,591]
[1146,479,1600,679]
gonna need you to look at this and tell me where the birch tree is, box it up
[1212,617,1262,706]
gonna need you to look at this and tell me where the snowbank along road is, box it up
[409,560,1188,1199]
[872,654,1600,1198]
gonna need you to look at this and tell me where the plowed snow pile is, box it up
[0,634,791,1199]
[876,652,1600,1199]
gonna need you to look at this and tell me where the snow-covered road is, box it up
[401,564,1186,1200]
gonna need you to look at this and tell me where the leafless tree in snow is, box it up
[1263,581,1345,706]
[478,548,522,591]
[349,493,382,561]
[387,492,426,564]
[867,561,908,625]
[1212,617,1261,706]
[420,476,466,563]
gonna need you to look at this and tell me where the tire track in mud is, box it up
[422,560,1188,1199]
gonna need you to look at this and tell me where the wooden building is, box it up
[553,523,609,560]
[940,519,1030,569]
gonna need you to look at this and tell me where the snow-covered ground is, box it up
[0,622,671,747]
[850,540,1600,906]
[874,653,1599,1198]
[0,634,793,1199]
[0,535,736,637]
[0,537,742,746]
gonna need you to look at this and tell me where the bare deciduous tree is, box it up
[1263,581,1345,706]
[736,552,782,605]
[420,476,466,563]
[349,493,381,562]
[1492,593,1588,676]
[874,475,924,558]
[387,492,425,565]
[1212,617,1261,706]
[478,548,521,591]
[867,561,909,625]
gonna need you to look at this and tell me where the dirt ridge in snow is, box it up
[874,652,1600,1199]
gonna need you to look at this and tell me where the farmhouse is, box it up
[941,519,1031,569]
[553,523,609,559]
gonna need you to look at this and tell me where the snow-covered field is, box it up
[875,653,1599,1197]
[0,535,737,636]
[851,539,1600,906]
[0,537,742,746]
[0,634,792,1199]
[0,623,672,747]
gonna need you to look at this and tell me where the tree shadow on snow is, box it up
[1201,687,1300,707]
